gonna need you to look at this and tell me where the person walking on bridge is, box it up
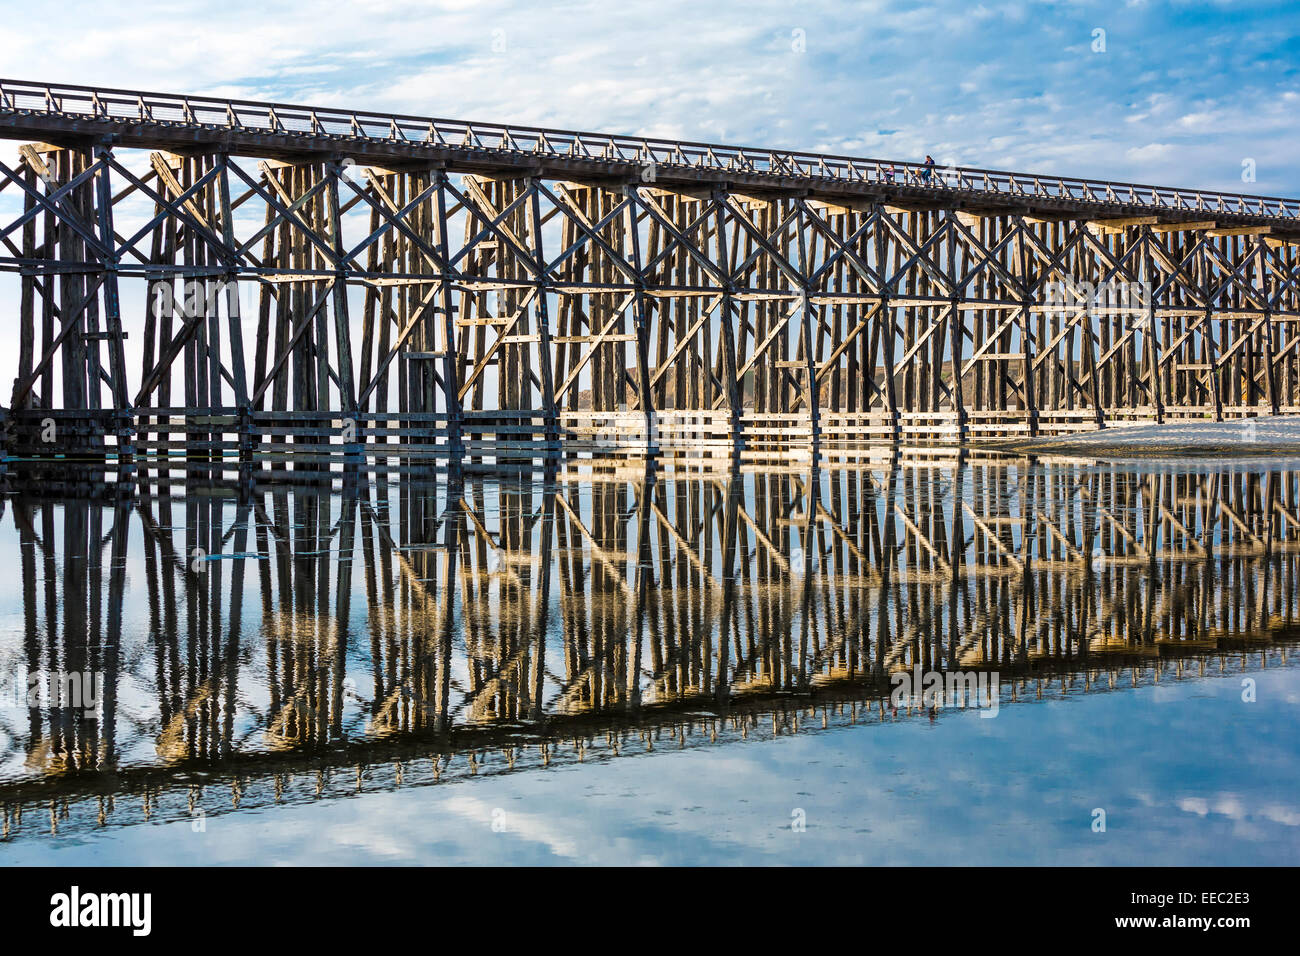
[922,155,936,184]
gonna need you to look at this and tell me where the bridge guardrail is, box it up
[1,77,1298,222]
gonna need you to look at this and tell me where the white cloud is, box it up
[1126,143,1175,162]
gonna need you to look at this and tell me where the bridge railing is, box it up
[3,77,1298,221]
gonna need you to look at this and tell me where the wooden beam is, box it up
[1152,220,1217,233]
[1088,216,1160,234]
[1208,225,1270,237]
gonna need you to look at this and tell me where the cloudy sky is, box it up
[2,0,1299,195]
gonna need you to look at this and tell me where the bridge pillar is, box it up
[869,204,902,444]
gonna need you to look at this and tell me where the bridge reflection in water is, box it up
[0,455,1296,841]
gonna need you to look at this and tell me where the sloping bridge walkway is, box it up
[2,79,1300,474]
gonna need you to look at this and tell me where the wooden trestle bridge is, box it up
[3,80,1300,473]
[0,458,1296,839]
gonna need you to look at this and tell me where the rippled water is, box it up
[1,455,1298,864]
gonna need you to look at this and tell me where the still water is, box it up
[1,455,1298,864]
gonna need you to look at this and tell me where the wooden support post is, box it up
[1015,217,1039,437]
[325,160,357,418]
[713,191,743,450]
[625,186,658,452]
[945,212,967,440]
[874,205,899,440]
[1256,237,1280,415]
[1140,226,1165,424]
[434,169,463,457]
[93,144,133,463]
[528,178,558,448]
[794,202,820,448]
[216,153,252,459]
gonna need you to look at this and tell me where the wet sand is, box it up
[973,415,1300,460]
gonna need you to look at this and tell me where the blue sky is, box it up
[3,0,1299,196]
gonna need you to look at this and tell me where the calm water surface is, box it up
[1,456,1297,864]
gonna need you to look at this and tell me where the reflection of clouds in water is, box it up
[1261,805,1300,827]
[2,667,1297,865]
[440,794,582,861]
[1177,794,1300,827]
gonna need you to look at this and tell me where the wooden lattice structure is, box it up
[4,80,1300,473]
